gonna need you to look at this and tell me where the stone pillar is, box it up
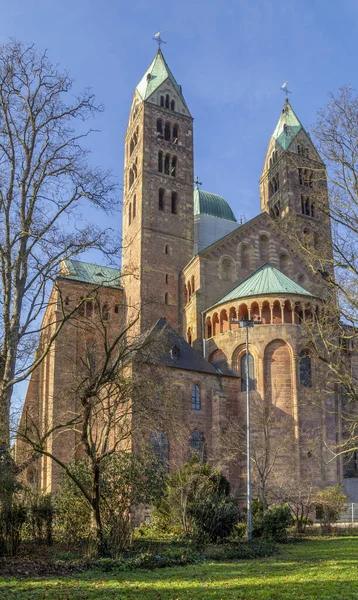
[269,302,274,324]
[280,301,285,323]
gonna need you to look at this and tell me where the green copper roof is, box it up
[272,99,303,150]
[136,49,189,110]
[211,264,313,307]
[194,187,237,222]
[61,259,121,289]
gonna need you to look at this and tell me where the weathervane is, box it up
[194,175,202,188]
[153,32,167,48]
[281,82,292,98]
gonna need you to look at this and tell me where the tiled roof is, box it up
[272,99,302,150]
[136,49,189,110]
[194,188,237,222]
[60,259,121,289]
[210,264,313,308]
[144,318,237,377]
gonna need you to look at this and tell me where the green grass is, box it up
[2,537,358,599]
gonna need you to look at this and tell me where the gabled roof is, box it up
[272,99,303,150]
[194,188,237,222]
[209,264,314,309]
[136,49,189,110]
[144,318,237,377]
[60,259,121,289]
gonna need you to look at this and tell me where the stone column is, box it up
[280,301,285,323]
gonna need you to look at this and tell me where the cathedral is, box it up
[16,48,342,498]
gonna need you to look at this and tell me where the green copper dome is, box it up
[193,188,237,222]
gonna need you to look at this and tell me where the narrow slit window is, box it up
[158,151,163,173]
[159,188,165,211]
[171,99,175,111]
[133,195,136,218]
[164,154,170,175]
[172,124,178,143]
[171,191,177,214]
[156,119,163,136]
[165,94,170,109]
[164,122,171,141]
[171,156,177,177]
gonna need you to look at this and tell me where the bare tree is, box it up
[16,298,170,556]
[0,40,118,449]
[278,86,358,465]
[221,390,293,510]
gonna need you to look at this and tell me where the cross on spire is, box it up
[153,32,167,48]
[194,175,202,188]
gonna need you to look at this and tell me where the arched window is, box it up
[269,181,273,198]
[191,275,195,292]
[160,95,164,107]
[164,153,170,175]
[164,122,171,141]
[187,328,192,346]
[241,244,250,269]
[156,119,163,136]
[187,281,192,301]
[171,191,177,214]
[165,94,170,109]
[299,351,312,387]
[171,99,175,111]
[259,234,269,261]
[129,169,134,188]
[172,124,178,143]
[129,202,132,225]
[191,384,201,410]
[130,138,135,155]
[159,188,165,211]
[78,297,85,317]
[132,195,136,219]
[189,429,205,459]
[102,304,109,321]
[206,317,212,338]
[240,353,255,392]
[279,253,288,272]
[86,340,96,376]
[158,151,163,173]
[165,274,169,284]
[164,244,169,255]
[164,292,168,305]
[171,156,177,177]
[221,256,234,280]
[150,432,169,469]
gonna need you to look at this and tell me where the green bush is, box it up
[0,503,27,556]
[315,485,348,532]
[260,504,293,542]
[188,494,238,545]
[23,490,54,545]
[153,459,233,537]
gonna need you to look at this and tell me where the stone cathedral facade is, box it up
[17,49,343,497]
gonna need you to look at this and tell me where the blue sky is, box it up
[2,0,357,232]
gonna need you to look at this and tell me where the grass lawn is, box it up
[1,537,358,599]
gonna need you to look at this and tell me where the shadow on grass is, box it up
[1,538,358,600]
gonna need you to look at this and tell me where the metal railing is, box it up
[336,503,358,523]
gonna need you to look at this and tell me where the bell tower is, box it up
[259,99,332,264]
[122,49,194,334]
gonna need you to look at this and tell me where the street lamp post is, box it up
[230,314,261,541]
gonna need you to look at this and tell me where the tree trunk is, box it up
[92,463,109,557]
